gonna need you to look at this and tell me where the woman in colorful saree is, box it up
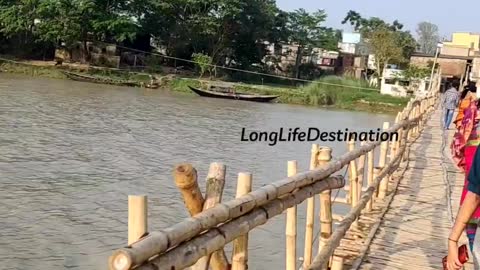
[447,88,480,269]
[453,82,477,130]
[451,87,477,171]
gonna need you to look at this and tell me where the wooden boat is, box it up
[188,86,279,103]
[62,71,159,89]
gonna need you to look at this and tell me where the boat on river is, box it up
[62,71,159,89]
[188,86,279,103]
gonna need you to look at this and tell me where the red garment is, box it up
[460,144,480,221]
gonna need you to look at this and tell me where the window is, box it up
[322,58,331,66]
[385,78,396,85]
[399,80,410,87]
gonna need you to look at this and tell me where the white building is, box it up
[380,68,431,97]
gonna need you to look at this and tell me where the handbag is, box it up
[442,244,469,269]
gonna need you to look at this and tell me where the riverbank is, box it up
[0,59,408,113]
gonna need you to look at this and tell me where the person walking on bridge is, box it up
[447,144,480,269]
[444,81,460,130]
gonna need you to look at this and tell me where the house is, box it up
[337,32,375,79]
[263,42,339,75]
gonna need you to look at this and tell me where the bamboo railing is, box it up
[108,91,439,270]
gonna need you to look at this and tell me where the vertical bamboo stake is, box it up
[286,161,298,270]
[373,167,381,202]
[192,163,229,270]
[330,256,344,270]
[173,164,204,215]
[392,113,401,158]
[357,141,367,199]
[128,195,148,245]
[366,148,375,212]
[378,122,390,199]
[303,144,319,269]
[407,109,414,141]
[232,172,253,270]
[348,140,358,208]
[318,147,333,253]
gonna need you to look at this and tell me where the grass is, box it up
[167,76,409,113]
[0,59,409,113]
[300,76,410,112]
[0,61,65,79]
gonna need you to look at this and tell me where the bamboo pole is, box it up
[318,147,333,254]
[303,144,319,269]
[366,148,374,212]
[173,164,204,215]
[136,176,345,270]
[392,113,401,158]
[231,173,253,270]
[330,256,344,270]
[348,141,358,208]
[192,163,229,270]
[286,161,298,270]
[357,141,367,200]
[128,195,148,245]
[378,122,390,199]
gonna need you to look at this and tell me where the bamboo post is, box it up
[357,141,367,200]
[231,172,253,270]
[318,147,333,253]
[330,256,344,270]
[407,109,414,141]
[173,164,204,215]
[378,122,390,199]
[128,195,148,245]
[192,163,229,270]
[286,161,298,270]
[347,140,358,208]
[366,148,375,212]
[392,113,401,158]
[303,144,319,269]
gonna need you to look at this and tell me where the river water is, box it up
[0,74,393,270]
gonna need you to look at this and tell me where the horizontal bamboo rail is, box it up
[109,92,438,270]
[137,176,345,270]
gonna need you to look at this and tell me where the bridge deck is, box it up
[358,108,473,269]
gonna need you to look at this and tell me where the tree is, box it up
[286,9,340,78]
[367,28,403,85]
[416,22,439,55]
[342,11,417,79]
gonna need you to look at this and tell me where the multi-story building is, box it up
[410,32,480,86]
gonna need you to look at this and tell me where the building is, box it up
[263,42,339,75]
[442,32,480,56]
[409,32,480,87]
[380,68,432,97]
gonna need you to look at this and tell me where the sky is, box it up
[276,0,479,39]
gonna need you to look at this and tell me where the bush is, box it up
[192,53,212,78]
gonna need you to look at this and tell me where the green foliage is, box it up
[192,53,213,78]
[285,9,340,78]
[368,28,404,71]
[342,10,416,62]
[400,65,431,81]
[0,0,138,57]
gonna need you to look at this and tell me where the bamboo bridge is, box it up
[107,87,473,270]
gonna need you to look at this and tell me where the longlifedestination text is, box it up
[241,128,398,146]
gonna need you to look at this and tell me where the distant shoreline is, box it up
[0,59,407,114]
